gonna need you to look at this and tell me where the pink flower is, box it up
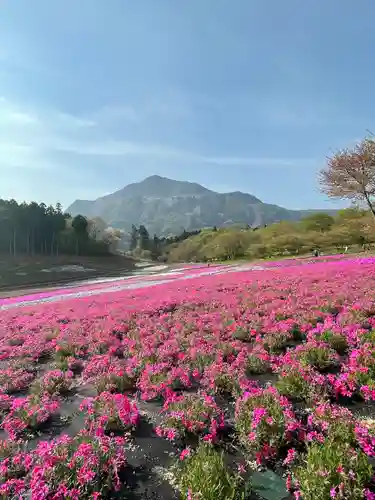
[167,428,176,440]
[180,448,191,460]
[237,463,246,474]
[283,448,297,466]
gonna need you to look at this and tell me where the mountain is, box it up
[67,175,332,236]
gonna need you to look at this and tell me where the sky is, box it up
[1,0,375,210]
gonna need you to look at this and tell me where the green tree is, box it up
[337,207,367,220]
[151,234,161,260]
[71,215,88,255]
[0,198,111,257]
[301,213,335,233]
[130,225,138,251]
[138,225,150,250]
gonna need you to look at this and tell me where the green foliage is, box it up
[0,199,111,257]
[263,333,290,354]
[164,207,375,263]
[300,212,335,232]
[235,391,286,455]
[174,443,247,500]
[276,367,319,401]
[138,225,150,250]
[128,224,200,260]
[319,330,348,354]
[130,224,138,251]
[245,354,270,375]
[297,345,338,372]
[360,329,375,345]
[293,440,372,500]
[72,214,88,236]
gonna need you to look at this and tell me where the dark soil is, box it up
[0,254,136,296]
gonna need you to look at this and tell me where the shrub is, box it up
[174,443,247,500]
[231,346,271,377]
[290,324,305,341]
[157,392,224,442]
[355,419,375,457]
[263,333,291,354]
[232,327,252,342]
[30,433,127,499]
[307,402,356,445]
[245,353,270,375]
[0,369,34,394]
[80,392,139,433]
[94,371,137,394]
[31,370,73,396]
[292,440,372,500]
[297,343,339,372]
[137,363,192,401]
[0,440,29,486]
[359,330,375,346]
[235,387,299,463]
[319,330,348,354]
[202,362,241,397]
[54,356,83,374]
[188,353,216,374]
[0,393,12,415]
[350,345,375,379]
[83,354,138,394]
[332,345,375,400]
[2,394,60,439]
[276,365,324,402]
[54,342,81,361]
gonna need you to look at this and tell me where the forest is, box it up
[0,199,110,257]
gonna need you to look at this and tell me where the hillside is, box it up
[166,208,372,263]
[67,175,331,236]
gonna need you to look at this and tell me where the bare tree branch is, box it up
[319,137,375,219]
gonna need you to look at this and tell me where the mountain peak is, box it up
[142,175,166,182]
[115,175,212,198]
[66,174,324,236]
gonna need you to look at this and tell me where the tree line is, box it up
[3,134,375,263]
[128,224,200,260]
[165,208,375,263]
[0,199,110,257]
[164,134,375,263]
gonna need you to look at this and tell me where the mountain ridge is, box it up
[67,175,334,236]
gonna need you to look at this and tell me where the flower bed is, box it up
[0,257,375,497]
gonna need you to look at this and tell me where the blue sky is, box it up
[0,0,374,210]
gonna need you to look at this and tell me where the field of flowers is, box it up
[1,256,375,499]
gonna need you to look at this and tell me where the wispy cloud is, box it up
[0,97,316,172]
[202,156,318,167]
[88,105,140,124]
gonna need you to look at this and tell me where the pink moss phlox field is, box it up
[1,257,375,496]
[0,263,219,307]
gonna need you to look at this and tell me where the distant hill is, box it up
[67,175,334,236]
